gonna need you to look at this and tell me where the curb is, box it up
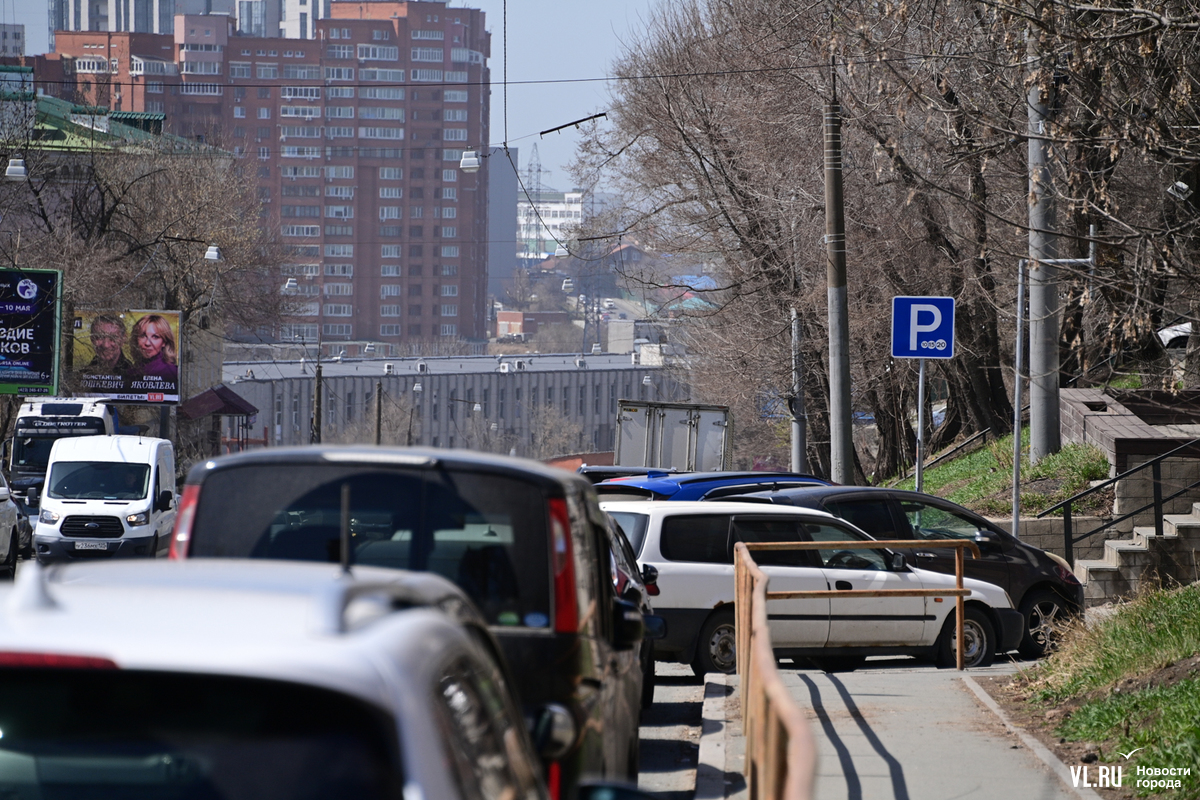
[695,673,729,800]
[962,675,1105,800]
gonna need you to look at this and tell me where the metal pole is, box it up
[311,363,323,444]
[374,381,383,446]
[916,358,926,493]
[1012,261,1026,539]
[825,100,853,484]
[790,307,808,474]
[1027,32,1060,464]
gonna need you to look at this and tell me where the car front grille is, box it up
[61,515,125,538]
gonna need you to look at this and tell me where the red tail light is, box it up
[0,652,118,669]
[546,760,562,800]
[646,583,660,596]
[168,484,201,560]
[548,498,578,634]
[1054,564,1082,586]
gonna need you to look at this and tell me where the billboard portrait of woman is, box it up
[128,314,178,384]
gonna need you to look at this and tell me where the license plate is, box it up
[74,541,108,551]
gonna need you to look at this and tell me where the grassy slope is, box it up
[894,426,1110,516]
[1015,585,1200,797]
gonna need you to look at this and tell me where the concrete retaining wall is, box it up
[988,515,1108,565]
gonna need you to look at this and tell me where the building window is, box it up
[380,324,401,335]
[282,225,320,237]
[408,306,422,317]
[382,265,400,277]
[442,169,458,182]
[440,305,457,317]
[257,107,271,119]
[326,45,353,59]
[444,90,468,102]
[327,86,354,98]
[437,187,457,200]
[323,304,352,316]
[324,67,355,80]
[380,167,403,179]
[381,285,401,297]
[379,206,402,220]
[380,187,403,199]
[325,166,354,178]
[357,45,399,60]
[324,244,354,257]
[440,285,458,296]
[380,305,401,316]
[440,324,457,336]
[440,264,458,276]
[442,128,468,141]
[579,386,586,417]
[323,283,353,296]
[440,246,459,257]
[444,109,468,122]
[325,205,354,219]
[411,48,444,62]
[324,264,353,276]
[325,185,354,198]
[323,324,352,336]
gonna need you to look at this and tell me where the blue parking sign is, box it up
[892,296,955,359]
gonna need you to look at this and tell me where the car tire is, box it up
[149,534,159,559]
[808,655,866,673]
[640,642,655,710]
[1018,589,1067,659]
[691,609,737,677]
[1,529,16,579]
[935,606,995,669]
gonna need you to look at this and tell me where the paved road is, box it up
[639,663,704,800]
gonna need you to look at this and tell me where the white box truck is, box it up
[614,400,732,471]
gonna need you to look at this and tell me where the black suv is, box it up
[729,485,1084,657]
[170,446,660,794]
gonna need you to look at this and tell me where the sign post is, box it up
[891,296,956,492]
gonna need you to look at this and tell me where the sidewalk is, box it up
[696,659,1102,800]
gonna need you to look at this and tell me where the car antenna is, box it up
[8,560,58,612]
[340,482,352,575]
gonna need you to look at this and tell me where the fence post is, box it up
[1152,460,1165,539]
[1063,504,1073,567]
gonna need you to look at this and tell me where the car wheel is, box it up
[808,655,866,673]
[1,529,16,579]
[936,606,995,669]
[1019,589,1066,659]
[640,642,655,710]
[149,534,159,559]
[692,609,736,677]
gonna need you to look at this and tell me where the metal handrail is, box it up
[890,428,991,486]
[1035,436,1200,564]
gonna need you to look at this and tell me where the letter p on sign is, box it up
[892,296,955,359]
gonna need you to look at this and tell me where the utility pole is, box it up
[311,362,323,444]
[374,381,383,445]
[790,307,808,473]
[825,71,853,484]
[1027,26,1060,464]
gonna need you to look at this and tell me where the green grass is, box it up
[894,426,1110,516]
[1106,373,1145,390]
[1017,585,1200,797]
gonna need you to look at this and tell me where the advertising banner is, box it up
[0,269,61,396]
[72,310,180,404]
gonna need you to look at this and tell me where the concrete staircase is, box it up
[1074,504,1200,606]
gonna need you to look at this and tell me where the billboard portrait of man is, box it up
[82,314,133,374]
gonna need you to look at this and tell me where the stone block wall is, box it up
[988,516,1107,565]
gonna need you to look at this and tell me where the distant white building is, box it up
[517,186,583,261]
[46,0,331,40]
[0,24,24,57]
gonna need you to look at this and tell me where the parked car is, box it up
[600,501,1024,674]
[0,559,549,800]
[170,446,661,792]
[0,470,21,577]
[578,466,680,485]
[605,514,662,709]
[594,471,829,502]
[728,486,1085,657]
[31,435,176,563]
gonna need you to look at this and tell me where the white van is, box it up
[32,436,176,563]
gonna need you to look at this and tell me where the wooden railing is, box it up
[734,539,981,800]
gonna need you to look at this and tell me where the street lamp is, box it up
[204,245,222,261]
[459,150,481,173]
[4,158,26,181]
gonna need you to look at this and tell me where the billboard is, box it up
[0,269,61,396]
[72,310,180,404]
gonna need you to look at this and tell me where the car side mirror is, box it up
[891,553,907,571]
[640,564,659,595]
[974,530,1001,549]
[156,490,173,512]
[643,614,667,641]
[611,597,645,651]
[25,487,38,508]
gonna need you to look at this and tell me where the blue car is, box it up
[593,470,830,502]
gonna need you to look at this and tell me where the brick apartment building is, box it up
[36,1,490,347]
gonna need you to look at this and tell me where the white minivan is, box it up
[32,435,176,562]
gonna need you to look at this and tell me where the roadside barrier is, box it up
[734,539,980,800]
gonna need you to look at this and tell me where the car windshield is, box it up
[189,464,551,628]
[47,462,150,501]
[607,511,650,555]
[12,437,57,471]
[0,669,403,800]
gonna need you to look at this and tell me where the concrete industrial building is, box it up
[220,352,684,453]
[0,25,25,57]
[36,0,491,348]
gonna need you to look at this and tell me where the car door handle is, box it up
[915,552,936,559]
[835,580,853,591]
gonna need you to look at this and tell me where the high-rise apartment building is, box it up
[0,25,25,57]
[49,0,338,43]
[46,1,491,346]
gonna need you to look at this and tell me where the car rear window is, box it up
[660,514,730,564]
[188,464,551,628]
[607,511,649,555]
[0,669,403,800]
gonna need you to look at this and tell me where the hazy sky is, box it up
[8,0,657,189]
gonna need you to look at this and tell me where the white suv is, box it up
[0,560,549,800]
[601,501,1024,674]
